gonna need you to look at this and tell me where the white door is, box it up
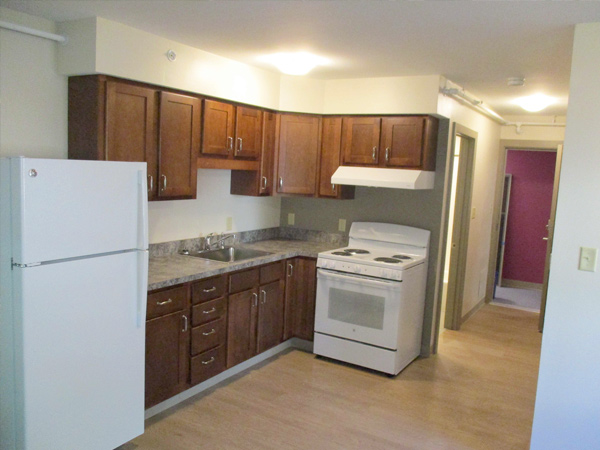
[315,269,403,349]
[9,158,147,264]
[13,251,146,450]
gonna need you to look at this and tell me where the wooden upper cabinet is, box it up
[276,114,321,195]
[68,75,200,201]
[381,117,425,168]
[201,100,262,161]
[105,81,159,199]
[230,111,276,197]
[319,117,354,199]
[201,100,235,156]
[341,117,381,165]
[235,106,263,159]
[158,92,200,199]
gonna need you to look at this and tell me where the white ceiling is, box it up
[3,0,600,116]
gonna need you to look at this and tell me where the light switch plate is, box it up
[288,213,295,226]
[579,247,598,272]
[338,218,346,232]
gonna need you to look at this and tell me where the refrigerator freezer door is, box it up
[9,158,147,264]
[12,252,146,450]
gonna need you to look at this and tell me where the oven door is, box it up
[315,268,403,350]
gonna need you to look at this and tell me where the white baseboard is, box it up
[500,279,542,290]
[145,338,313,420]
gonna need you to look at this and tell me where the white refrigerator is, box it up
[0,157,149,450]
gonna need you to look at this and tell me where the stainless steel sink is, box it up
[181,247,272,262]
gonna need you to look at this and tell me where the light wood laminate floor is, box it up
[124,305,542,450]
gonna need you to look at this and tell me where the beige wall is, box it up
[530,23,600,449]
[0,8,67,159]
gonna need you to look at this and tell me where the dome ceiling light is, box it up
[513,93,557,112]
[260,52,329,76]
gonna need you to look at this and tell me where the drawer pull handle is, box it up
[202,307,217,314]
[252,292,258,307]
[202,286,217,293]
[157,298,172,306]
[182,315,188,332]
[202,357,215,365]
[202,329,216,336]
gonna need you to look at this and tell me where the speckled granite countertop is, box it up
[148,239,339,291]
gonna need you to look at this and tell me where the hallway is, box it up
[125,305,542,450]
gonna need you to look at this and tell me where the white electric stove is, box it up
[314,222,430,375]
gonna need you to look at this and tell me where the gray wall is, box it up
[280,118,450,355]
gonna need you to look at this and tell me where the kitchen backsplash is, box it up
[149,226,348,258]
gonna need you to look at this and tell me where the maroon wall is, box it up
[502,150,556,284]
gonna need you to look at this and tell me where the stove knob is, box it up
[354,266,362,274]
[381,269,389,279]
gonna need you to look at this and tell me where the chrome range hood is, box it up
[331,166,435,190]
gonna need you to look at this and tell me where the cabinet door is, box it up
[319,117,355,199]
[202,99,235,156]
[145,310,189,408]
[277,114,320,195]
[227,288,258,368]
[259,111,276,195]
[105,81,159,199]
[257,279,285,353]
[284,257,317,341]
[234,106,262,160]
[341,117,381,165]
[158,92,200,199]
[380,117,425,168]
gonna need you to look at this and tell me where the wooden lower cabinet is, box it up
[145,285,190,408]
[145,258,316,408]
[284,257,317,341]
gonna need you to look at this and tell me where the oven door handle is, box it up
[317,268,402,288]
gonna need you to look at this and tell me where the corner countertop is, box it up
[148,239,338,291]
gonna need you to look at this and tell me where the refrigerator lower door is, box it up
[10,252,146,450]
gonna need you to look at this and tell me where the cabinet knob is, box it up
[372,147,377,161]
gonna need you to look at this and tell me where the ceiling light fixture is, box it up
[260,52,329,76]
[507,77,525,87]
[513,93,556,112]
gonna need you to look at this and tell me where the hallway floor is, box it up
[124,305,542,450]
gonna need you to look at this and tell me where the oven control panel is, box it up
[317,258,404,280]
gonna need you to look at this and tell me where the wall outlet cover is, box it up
[288,213,295,226]
[226,217,233,231]
[338,218,347,232]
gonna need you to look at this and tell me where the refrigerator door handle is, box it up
[137,170,149,250]
[137,250,149,328]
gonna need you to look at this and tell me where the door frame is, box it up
[433,123,478,342]
[484,140,563,314]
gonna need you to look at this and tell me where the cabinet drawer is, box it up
[192,297,227,326]
[190,345,227,386]
[192,275,227,304]
[191,317,227,356]
[260,261,285,284]
[147,285,187,320]
[229,268,259,294]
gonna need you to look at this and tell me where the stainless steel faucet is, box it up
[204,232,236,251]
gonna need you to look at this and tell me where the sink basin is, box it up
[183,247,272,262]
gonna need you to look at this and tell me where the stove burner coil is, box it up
[392,254,413,260]
[374,257,401,264]
[332,251,352,256]
[345,248,370,255]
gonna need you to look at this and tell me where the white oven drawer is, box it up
[315,269,403,350]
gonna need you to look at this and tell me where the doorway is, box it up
[437,124,477,334]
[485,141,563,330]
